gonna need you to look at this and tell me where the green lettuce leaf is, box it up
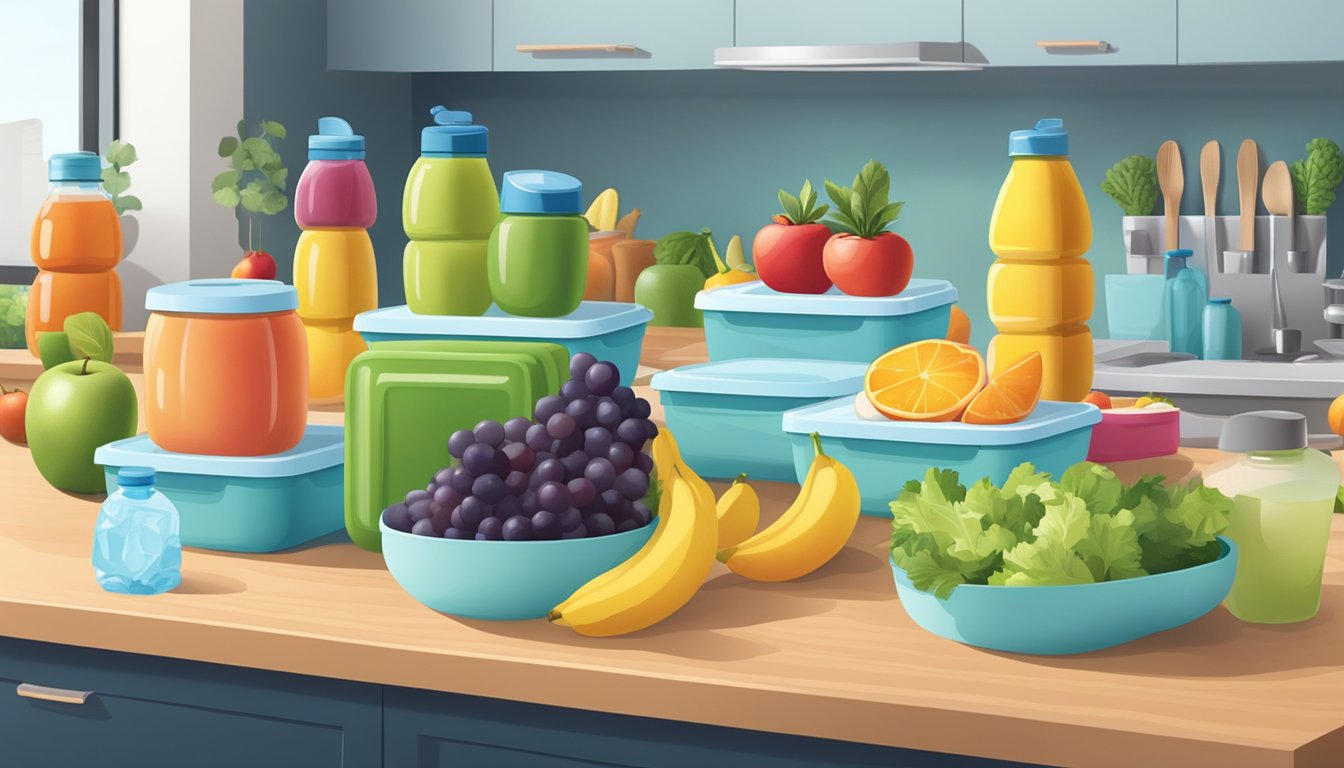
[1058,462,1122,516]
[1074,508,1147,582]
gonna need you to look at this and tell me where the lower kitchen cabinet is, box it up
[0,637,381,768]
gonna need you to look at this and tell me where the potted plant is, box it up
[101,140,142,259]
[211,119,289,279]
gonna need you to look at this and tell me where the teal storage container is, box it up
[650,359,868,482]
[354,302,651,386]
[694,279,956,363]
[782,399,1101,516]
[93,425,345,553]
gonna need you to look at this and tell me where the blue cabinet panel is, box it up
[327,0,492,72]
[965,0,1176,66]
[1179,0,1344,64]
[735,1,962,46]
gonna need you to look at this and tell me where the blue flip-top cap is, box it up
[1165,248,1194,260]
[421,105,488,156]
[48,151,102,182]
[1008,118,1069,157]
[499,170,583,214]
[309,116,365,160]
[117,466,156,488]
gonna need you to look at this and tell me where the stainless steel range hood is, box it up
[714,42,985,72]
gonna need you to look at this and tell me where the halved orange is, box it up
[962,352,1043,425]
[946,305,971,344]
[864,340,986,422]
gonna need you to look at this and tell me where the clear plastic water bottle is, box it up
[92,467,182,595]
[1202,297,1242,360]
[1164,249,1206,358]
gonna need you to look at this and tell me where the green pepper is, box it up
[635,264,704,327]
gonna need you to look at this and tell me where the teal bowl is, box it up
[890,537,1237,655]
[380,518,654,621]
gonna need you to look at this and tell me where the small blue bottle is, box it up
[92,467,182,595]
[1164,249,1206,358]
[1202,297,1242,360]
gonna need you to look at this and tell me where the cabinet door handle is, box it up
[517,44,639,55]
[1036,40,1113,54]
[16,683,93,705]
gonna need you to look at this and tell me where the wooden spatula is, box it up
[1199,141,1220,269]
[1157,140,1183,251]
[1237,139,1259,253]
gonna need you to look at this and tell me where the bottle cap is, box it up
[117,466,156,488]
[1218,410,1308,452]
[48,151,103,182]
[1165,249,1194,260]
[1209,296,1232,304]
[499,170,582,214]
[420,105,487,156]
[1008,118,1068,157]
[308,116,365,160]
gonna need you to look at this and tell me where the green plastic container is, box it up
[344,341,567,552]
[487,170,588,318]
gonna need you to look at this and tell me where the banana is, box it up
[651,428,715,513]
[549,462,718,636]
[717,433,860,582]
[724,234,747,269]
[584,188,620,231]
[715,473,759,549]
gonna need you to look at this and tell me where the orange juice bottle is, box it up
[26,152,123,355]
[987,119,1093,401]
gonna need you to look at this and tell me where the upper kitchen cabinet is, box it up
[493,0,732,71]
[1179,0,1344,63]
[964,0,1176,66]
[734,0,961,46]
[328,0,492,72]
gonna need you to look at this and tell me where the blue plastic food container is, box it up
[782,399,1101,516]
[694,279,957,363]
[94,425,345,553]
[651,359,869,482]
[355,302,652,385]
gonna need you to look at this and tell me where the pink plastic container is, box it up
[294,118,377,229]
[1086,407,1180,463]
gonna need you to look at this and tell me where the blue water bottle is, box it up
[1164,250,1206,358]
[1202,297,1242,360]
[92,467,182,595]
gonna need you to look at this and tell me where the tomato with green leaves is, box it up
[753,180,833,294]
[823,160,914,297]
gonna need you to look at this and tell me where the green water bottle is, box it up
[402,106,499,316]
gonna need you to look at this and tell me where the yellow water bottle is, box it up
[987,118,1094,401]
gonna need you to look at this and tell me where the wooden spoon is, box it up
[1157,140,1183,251]
[1236,139,1259,253]
[1200,140,1220,270]
[1263,160,1294,330]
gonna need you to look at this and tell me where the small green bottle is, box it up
[487,170,589,318]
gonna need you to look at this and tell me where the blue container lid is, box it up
[651,359,868,399]
[695,279,956,317]
[782,398,1100,447]
[95,425,344,479]
[145,279,298,315]
[117,466,156,487]
[1009,118,1069,157]
[309,116,365,160]
[1209,296,1232,304]
[355,302,652,339]
[499,170,582,214]
[49,151,102,182]
[421,105,487,156]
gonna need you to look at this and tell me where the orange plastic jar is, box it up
[143,279,308,456]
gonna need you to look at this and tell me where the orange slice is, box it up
[946,305,971,344]
[962,352,1043,425]
[864,340,986,422]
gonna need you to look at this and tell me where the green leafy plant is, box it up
[212,119,289,251]
[1290,138,1344,215]
[776,180,829,225]
[652,228,718,279]
[890,461,1232,599]
[101,140,141,216]
[1100,155,1158,216]
[824,160,904,239]
[0,285,28,350]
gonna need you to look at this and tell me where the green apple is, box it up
[26,359,138,493]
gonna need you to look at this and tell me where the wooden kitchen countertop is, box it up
[1,328,1342,768]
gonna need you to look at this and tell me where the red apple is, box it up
[231,250,277,280]
[822,232,914,297]
[752,215,833,294]
[0,384,27,445]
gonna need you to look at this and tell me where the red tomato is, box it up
[822,232,914,297]
[752,216,833,294]
[0,387,27,445]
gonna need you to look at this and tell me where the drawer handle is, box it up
[1036,40,1113,54]
[517,44,640,55]
[16,683,93,705]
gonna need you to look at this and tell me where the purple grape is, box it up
[504,416,532,444]
[532,509,562,540]
[411,518,438,537]
[560,450,589,480]
[552,432,583,457]
[607,442,634,474]
[461,443,496,476]
[502,515,534,541]
[584,361,619,397]
[561,526,588,540]
[521,490,540,514]
[632,450,653,475]
[567,477,597,508]
[534,459,565,485]
[443,527,469,540]
[405,488,431,506]
[408,498,433,522]
[584,512,616,537]
[612,386,637,415]
[504,470,529,497]
[559,507,583,532]
[450,466,474,494]
[601,489,625,516]
[459,496,491,529]
[645,420,659,440]
[595,398,622,427]
[569,352,597,380]
[526,423,551,451]
[565,398,595,430]
[473,419,505,448]
[492,449,512,478]
[430,505,452,534]
[538,481,572,514]
[630,501,652,527]
[534,450,555,467]
[476,516,504,541]
[502,442,535,473]
[382,503,411,532]
[585,457,616,492]
[495,494,523,520]
[561,379,589,402]
[546,412,576,440]
[633,399,652,420]
[447,429,475,459]
[583,426,613,457]
[617,418,646,447]
[434,466,454,485]
[433,484,461,510]
[616,519,639,533]
[472,473,505,504]
[615,468,650,501]
[533,394,566,424]
[450,505,468,531]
